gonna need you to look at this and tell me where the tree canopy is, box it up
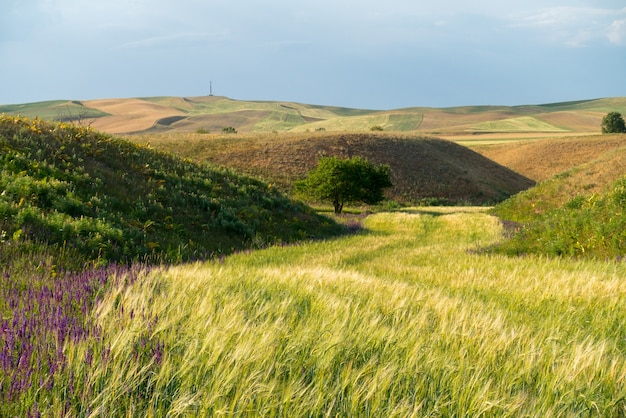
[601,112,626,134]
[295,156,392,214]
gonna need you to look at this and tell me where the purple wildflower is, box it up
[0,255,150,413]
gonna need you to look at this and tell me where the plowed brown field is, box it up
[83,98,185,133]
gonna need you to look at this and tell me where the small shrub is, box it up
[378,200,402,211]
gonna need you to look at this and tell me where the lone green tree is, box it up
[295,156,392,214]
[601,112,626,133]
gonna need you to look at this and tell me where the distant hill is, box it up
[473,134,626,182]
[2,96,625,135]
[132,132,536,205]
[0,115,345,264]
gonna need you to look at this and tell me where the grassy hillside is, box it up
[11,209,626,416]
[489,136,626,222]
[490,173,626,258]
[0,100,109,121]
[474,134,626,182]
[4,96,624,135]
[487,133,626,258]
[0,115,345,265]
[129,131,535,205]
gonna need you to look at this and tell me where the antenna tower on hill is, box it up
[209,81,214,96]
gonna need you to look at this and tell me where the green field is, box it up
[45,209,626,416]
[470,116,568,133]
[0,100,109,121]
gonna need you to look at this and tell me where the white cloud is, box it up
[608,19,626,45]
[36,0,204,33]
[512,6,626,47]
[115,32,214,50]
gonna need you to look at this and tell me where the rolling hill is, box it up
[0,115,345,264]
[486,132,626,259]
[487,133,626,222]
[4,94,625,206]
[2,96,624,135]
[473,134,626,182]
[131,131,535,205]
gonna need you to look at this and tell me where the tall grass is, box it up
[491,175,626,259]
[44,209,626,416]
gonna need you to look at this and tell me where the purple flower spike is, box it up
[0,255,151,414]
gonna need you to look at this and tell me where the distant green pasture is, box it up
[289,112,423,132]
[0,100,109,121]
[470,116,568,133]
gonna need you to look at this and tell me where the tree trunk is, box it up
[333,198,343,214]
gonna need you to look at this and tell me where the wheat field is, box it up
[54,208,626,416]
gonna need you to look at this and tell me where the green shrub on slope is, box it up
[0,115,343,264]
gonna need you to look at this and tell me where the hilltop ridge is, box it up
[2,96,624,135]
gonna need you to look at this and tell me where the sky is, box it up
[1,0,625,109]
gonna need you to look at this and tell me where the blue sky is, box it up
[1,0,625,109]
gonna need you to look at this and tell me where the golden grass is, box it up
[473,134,626,182]
[57,209,626,416]
[442,131,596,146]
